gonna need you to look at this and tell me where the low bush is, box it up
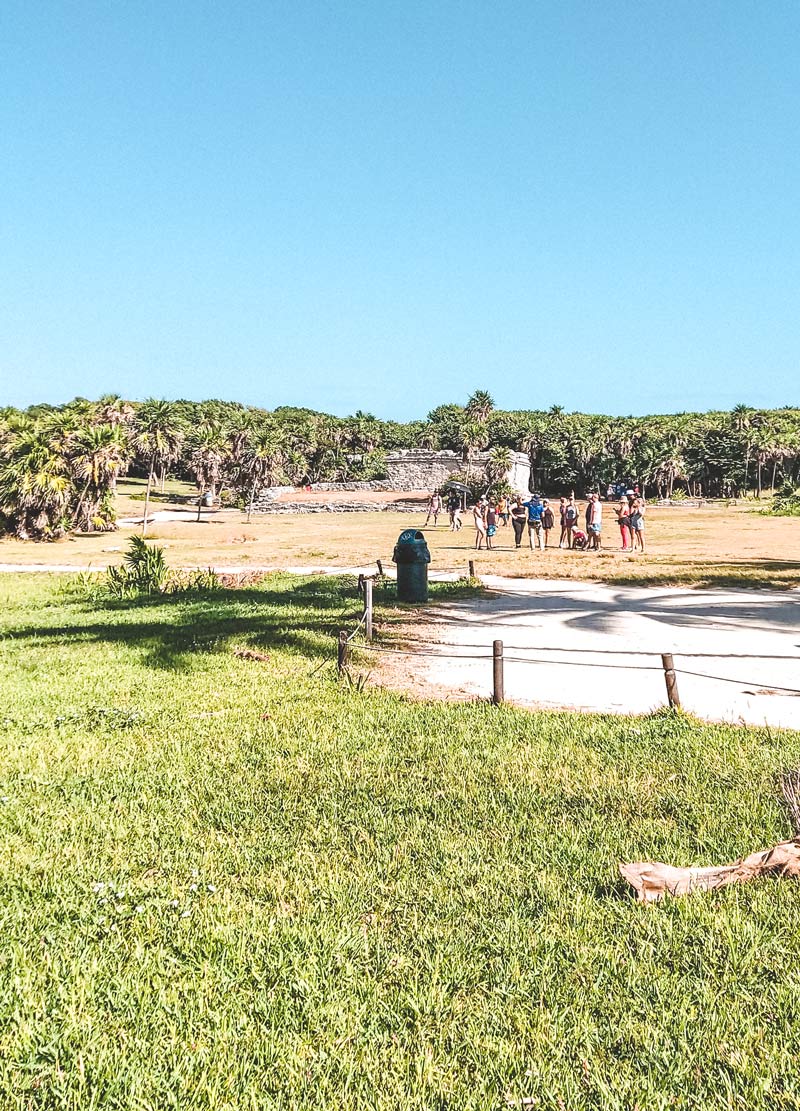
[767,485,800,516]
[103,536,220,598]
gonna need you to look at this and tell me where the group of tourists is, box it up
[426,489,646,552]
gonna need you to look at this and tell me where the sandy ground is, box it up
[1,498,798,590]
[388,576,800,730]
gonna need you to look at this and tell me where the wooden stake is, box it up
[376,559,384,577]
[364,578,373,643]
[661,653,681,709]
[338,630,349,674]
[469,559,476,579]
[492,639,504,705]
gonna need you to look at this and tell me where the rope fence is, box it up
[337,559,800,707]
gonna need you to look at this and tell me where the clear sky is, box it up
[2,1,799,419]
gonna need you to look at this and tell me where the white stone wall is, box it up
[251,448,532,511]
[385,450,466,491]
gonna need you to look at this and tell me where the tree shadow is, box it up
[7,577,362,671]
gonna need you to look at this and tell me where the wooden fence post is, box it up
[469,559,476,579]
[493,639,504,705]
[376,559,384,577]
[338,630,349,675]
[364,578,373,643]
[661,653,681,709]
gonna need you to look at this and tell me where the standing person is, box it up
[425,491,441,526]
[510,496,527,549]
[558,497,568,547]
[541,499,554,548]
[588,493,602,550]
[564,496,578,548]
[497,495,509,526]
[447,490,462,531]
[472,500,487,550]
[616,494,632,550]
[485,501,497,549]
[630,497,646,552]
[523,494,545,550]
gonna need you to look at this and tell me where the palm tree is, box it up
[486,445,513,488]
[70,424,130,531]
[188,421,228,521]
[457,419,487,466]
[133,400,184,535]
[0,420,71,539]
[239,425,286,521]
[731,403,754,494]
[465,390,495,425]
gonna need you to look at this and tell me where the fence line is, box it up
[335,559,800,705]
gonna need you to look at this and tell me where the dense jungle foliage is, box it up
[1,391,799,537]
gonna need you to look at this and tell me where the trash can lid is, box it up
[396,529,426,543]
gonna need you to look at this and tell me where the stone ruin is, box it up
[250,449,532,513]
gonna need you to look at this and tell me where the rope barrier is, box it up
[673,668,800,695]
[501,654,662,672]
[336,557,800,702]
[345,610,368,642]
[392,637,800,662]
[351,642,494,660]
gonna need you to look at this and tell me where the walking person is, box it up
[630,497,645,552]
[558,496,568,547]
[473,500,487,550]
[541,499,554,548]
[523,494,545,550]
[510,496,527,549]
[616,494,632,551]
[425,491,441,526]
[587,493,602,550]
[564,496,578,548]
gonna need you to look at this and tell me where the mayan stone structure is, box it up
[251,449,532,512]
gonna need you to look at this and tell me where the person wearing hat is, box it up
[522,494,545,550]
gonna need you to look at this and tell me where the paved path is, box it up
[413,576,800,730]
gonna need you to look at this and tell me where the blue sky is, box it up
[2,1,799,419]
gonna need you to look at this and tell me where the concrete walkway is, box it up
[412,576,800,730]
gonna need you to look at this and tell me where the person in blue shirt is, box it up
[522,495,545,550]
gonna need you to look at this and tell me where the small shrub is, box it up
[767,487,800,517]
[101,537,220,598]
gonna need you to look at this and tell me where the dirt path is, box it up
[401,576,800,730]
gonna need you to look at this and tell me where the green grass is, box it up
[2,575,800,1109]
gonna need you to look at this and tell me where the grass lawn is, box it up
[2,574,800,1109]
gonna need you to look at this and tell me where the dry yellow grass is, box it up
[0,480,797,589]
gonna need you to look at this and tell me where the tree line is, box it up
[1,391,799,538]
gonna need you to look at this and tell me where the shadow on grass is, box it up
[7,575,484,672]
[9,576,363,671]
